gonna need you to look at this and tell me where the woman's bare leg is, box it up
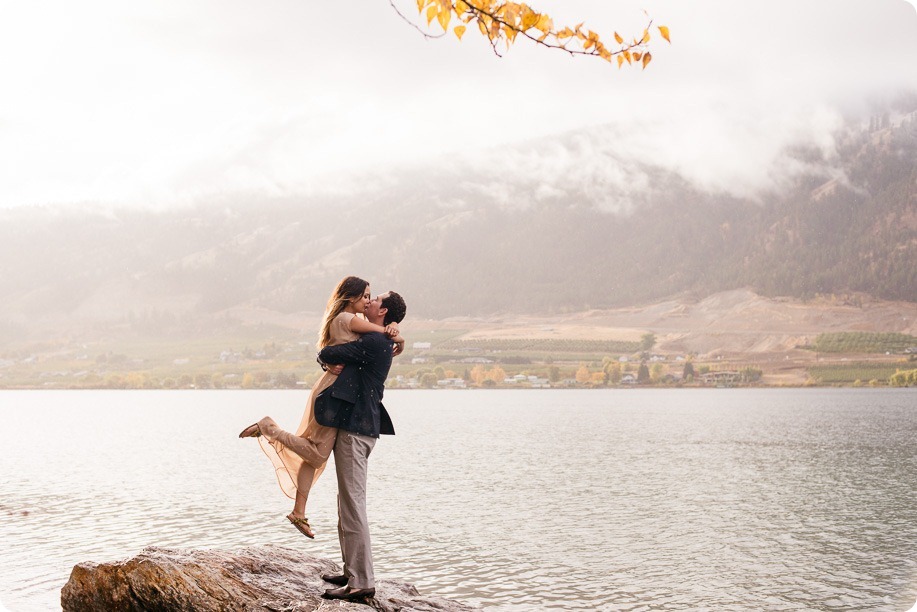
[257,417,325,468]
[291,463,316,518]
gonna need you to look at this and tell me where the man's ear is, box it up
[379,306,388,319]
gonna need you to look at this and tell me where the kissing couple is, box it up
[240,275,406,602]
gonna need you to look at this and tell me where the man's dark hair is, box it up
[382,291,406,326]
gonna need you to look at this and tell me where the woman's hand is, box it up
[384,322,400,338]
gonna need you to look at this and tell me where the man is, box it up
[313,291,407,602]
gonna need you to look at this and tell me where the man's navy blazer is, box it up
[314,332,395,438]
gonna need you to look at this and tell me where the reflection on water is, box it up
[1,389,915,611]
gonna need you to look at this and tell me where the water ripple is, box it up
[1,389,916,611]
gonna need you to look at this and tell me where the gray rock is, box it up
[61,545,478,611]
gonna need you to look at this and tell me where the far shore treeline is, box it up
[2,329,915,391]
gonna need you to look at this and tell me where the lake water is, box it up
[0,389,915,611]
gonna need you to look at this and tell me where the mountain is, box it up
[0,107,914,340]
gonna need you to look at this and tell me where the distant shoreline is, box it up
[0,382,913,391]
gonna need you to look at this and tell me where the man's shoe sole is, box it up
[321,574,348,586]
[321,587,375,601]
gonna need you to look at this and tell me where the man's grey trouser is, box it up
[333,429,377,589]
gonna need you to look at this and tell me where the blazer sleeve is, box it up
[319,334,376,366]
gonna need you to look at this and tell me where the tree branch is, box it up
[394,1,665,67]
[464,2,653,62]
[388,0,445,39]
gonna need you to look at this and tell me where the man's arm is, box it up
[318,334,383,366]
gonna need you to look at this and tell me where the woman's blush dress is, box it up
[255,311,359,499]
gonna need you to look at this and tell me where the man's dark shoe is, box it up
[321,586,376,601]
[321,573,348,586]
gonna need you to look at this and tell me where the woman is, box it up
[239,276,402,538]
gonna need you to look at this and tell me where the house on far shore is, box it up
[394,375,419,388]
[700,371,739,385]
[437,378,466,388]
[620,373,637,385]
[413,342,432,350]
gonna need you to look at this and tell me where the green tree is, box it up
[604,361,622,384]
[640,332,657,353]
[683,360,695,379]
[254,371,271,388]
[890,368,917,386]
[420,372,438,388]
[194,373,212,389]
[637,361,650,383]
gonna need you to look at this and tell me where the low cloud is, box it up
[1,1,915,210]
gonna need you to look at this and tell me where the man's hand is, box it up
[393,339,404,357]
[328,364,345,376]
[384,322,400,338]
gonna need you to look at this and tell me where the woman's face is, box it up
[349,286,370,313]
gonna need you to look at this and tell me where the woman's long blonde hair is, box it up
[318,276,369,349]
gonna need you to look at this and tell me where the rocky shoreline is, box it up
[61,545,478,611]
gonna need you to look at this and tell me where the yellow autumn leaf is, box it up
[614,31,623,44]
[557,27,573,39]
[642,52,652,68]
[502,4,518,25]
[534,14,553,33]
[417,0,426,13]
[658,25,671,43]
[426,5,437,25]
[454,24,466,40]
[642,29,650,44]
[437,6,451,31]
[617,54,624,68]
[623,50,632,64]
[521,9,539,30]
[504,24,518,42]
[455,0,470,14]
[633,51,642,61]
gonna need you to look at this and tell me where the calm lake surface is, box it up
[0,389,915,611]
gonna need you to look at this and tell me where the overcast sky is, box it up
[1,0,916,209]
